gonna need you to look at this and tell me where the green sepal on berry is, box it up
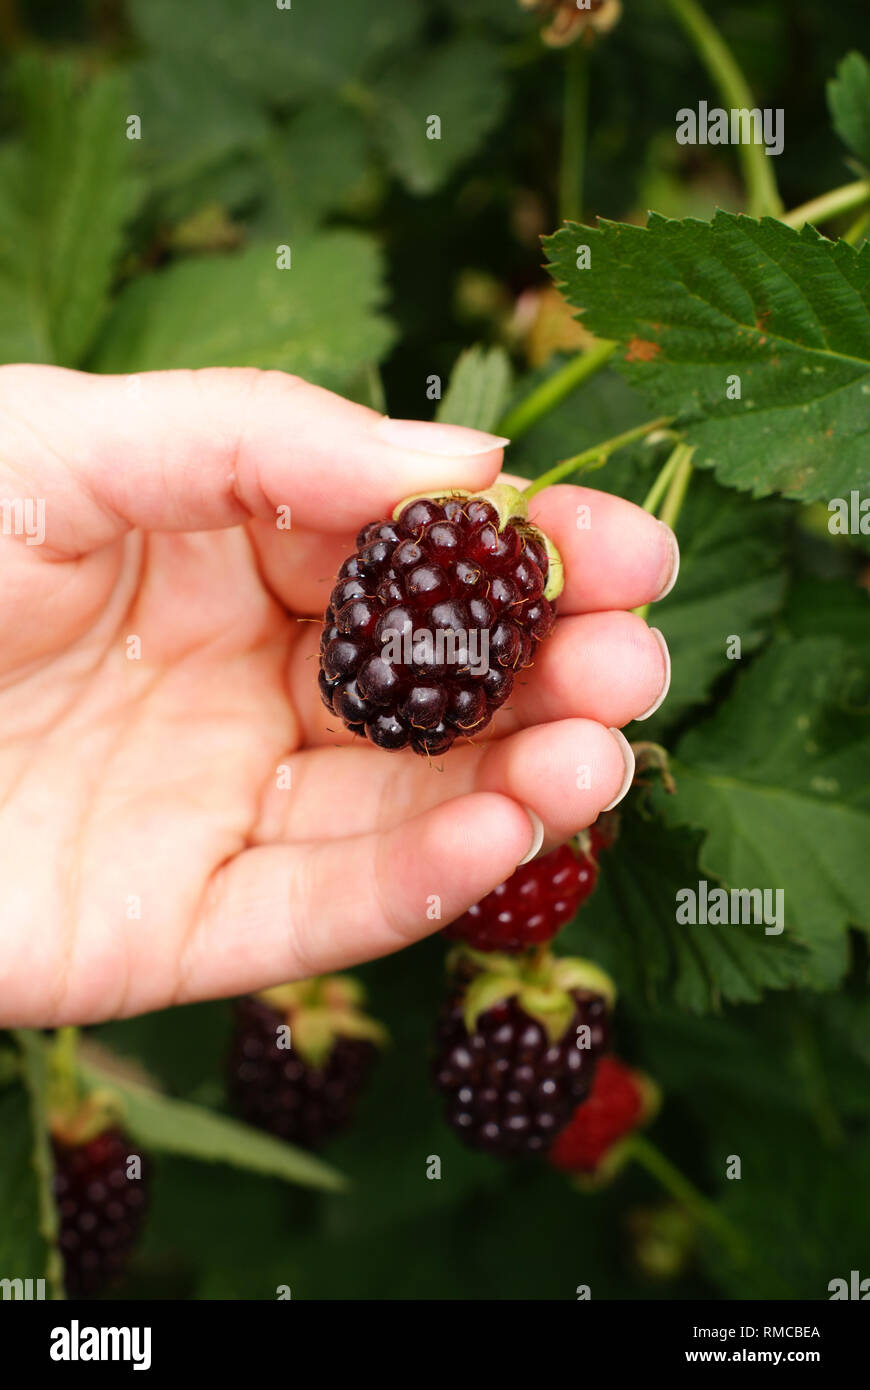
[257,975,388,1068]
[453,946,615,1045]
[391,482,564,602]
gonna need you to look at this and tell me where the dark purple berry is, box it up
[432,992,609,1157]
[227,996,378,1150]
[53,1127,150,1297]
[318,492,559,755]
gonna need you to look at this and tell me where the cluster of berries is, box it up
[49,487,650,1298]
[431,818,655,1165]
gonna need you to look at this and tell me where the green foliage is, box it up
[545,212,870,501]
[561,816,813,1012]
[372,40,508,195]
[436,345,513,429]
[657,638,870,985]
[828,52,870,170]
[1,0,869,1307]
[94,234,395,387]
[78,1060,345,1193]
[0,56,140,365]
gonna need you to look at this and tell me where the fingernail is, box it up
[634,628,672,721]
[374,417,510,457]
[653,522,680,601]
[517,807,545,865]
[602,729,635,812]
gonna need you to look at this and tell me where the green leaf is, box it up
[638,475,790,733]
[128,56,270,196]
[0,56,140,366]
[657,637,870,986]
[92,233,395,388]
[0,1086,48,1293]
[436,345,513,429]
[560,815,812,1013]
[780,574,870,671]
[78,1061,345,1193]
[128,0,421,103]
[255,102,375,238]
[373,39,508,195]
[545,211,870,502]
[11,1032,64,1298]
[828,52,870,170]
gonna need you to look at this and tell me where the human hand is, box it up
[0,365,675,1026]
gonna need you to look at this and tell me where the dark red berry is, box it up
[548,1056,649,1173]
[318,490,561,755]
[432,991,609,1157]
[443,836,603,952]
[52,1127,150,1297]
[227,993,380,1149]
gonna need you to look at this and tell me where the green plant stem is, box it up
[635,443,694,618]
[664,0,783,218]
[497,340,617,440]
[559,43,589,224]
[782,178,870,230]
[640,440,688,514]
[623,1134,750,1266]
[524,415,672,498]
[658,446,695,530]
[50,1026,81,1115]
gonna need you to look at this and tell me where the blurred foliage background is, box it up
[1,0,870,1300]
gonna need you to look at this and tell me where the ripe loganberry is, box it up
[443,824,609,953]
[432,949,615,1157]
[318,484,564,756]
[227,975,386,1149]
[52,1124,150,1297]
[548,1056,660,1178]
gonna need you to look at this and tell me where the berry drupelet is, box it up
[318,484,564,755]
[52,1126,150,1297]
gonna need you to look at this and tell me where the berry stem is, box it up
[559,42,589,224]
[635,443,693,619]
[639,440,688,515]
[622,1133,750,1267]
[657,446,694,531]
[663,0,783,218]
[49,1026,81,1117]
[524,415,673,498]
[497,340,617,440]
[781,178,870,231]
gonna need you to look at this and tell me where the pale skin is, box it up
[0,365,675,1027]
